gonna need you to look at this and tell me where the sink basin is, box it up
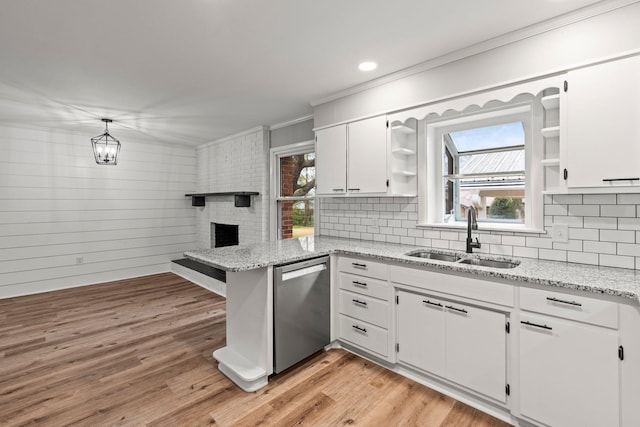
[457,258,519,269]
[405,250,461,262]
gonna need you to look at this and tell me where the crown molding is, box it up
[269,114,313,131]
[310,0,640,107]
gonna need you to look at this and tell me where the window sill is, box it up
[417,222,546,235]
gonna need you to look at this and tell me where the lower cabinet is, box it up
[397,290,507,403]
[519,313,619,427]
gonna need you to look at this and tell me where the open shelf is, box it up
[392,170,417,177]
[392,147,416,156]
[541,158,560,166]
[390,124,416,135]
[541,94,560,110]
[541,126,560,138]
[185,191,259,207]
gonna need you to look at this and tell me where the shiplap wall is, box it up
[0,125,197,298]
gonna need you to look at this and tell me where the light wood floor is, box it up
[0,273,511,426]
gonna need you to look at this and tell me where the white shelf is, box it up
[392,147,416,156]
[390,124,416,134]
[392,170,417,177]
[541,158,560,166]
[541,94,560,110]
[541,126,560,138]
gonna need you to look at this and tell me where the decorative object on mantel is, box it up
[184,192,259,207]
[91,118,121,165]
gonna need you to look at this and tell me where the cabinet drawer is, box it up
[339,315,388,357]
[339,290,388,329]
[520,287,618,329]
[339,272,389,301]
[338,256,387,280]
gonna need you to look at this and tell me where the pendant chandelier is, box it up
[91,118,121,165]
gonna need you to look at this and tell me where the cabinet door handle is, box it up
[352,281,368,287]
[352,299,368,307]
[521,320,553,331]
[445,305,468,314]
[546,296,582,307]
[332,188,344,192]
[347,188,361,191]
[351,262,367,269]
[422,299,443,308]
[352,325,367,333]
[602,177,640,182]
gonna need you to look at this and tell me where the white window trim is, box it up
[418,101,545,232]
[269,140,316,241]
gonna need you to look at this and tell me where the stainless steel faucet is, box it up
[466,206,481,253]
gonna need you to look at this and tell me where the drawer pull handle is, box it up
[445,305,468,314]
[352,281,368,287]
[352,325,367,333]
[352,299,368,307]
[602,177,640,182]
[521,320,553,331]
[347,188,361,191]
[351,263,367,269]
[333,188,344,192]
[422,300,443,308]
[546,297,582,307]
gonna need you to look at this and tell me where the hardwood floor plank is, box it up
[0,273,512,427]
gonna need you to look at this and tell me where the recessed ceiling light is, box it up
[358,61,377,72]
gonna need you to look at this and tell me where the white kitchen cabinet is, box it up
[347,115,388,194]
[397,290,507,403]
[315,124,347,195]
[397,291,446,377]
[445,300,506,403]
[519,313,619,427]
[566,54,640,189]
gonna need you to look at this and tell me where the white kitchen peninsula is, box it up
[184,236,640,426]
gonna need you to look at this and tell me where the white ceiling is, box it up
[0,0,613,147]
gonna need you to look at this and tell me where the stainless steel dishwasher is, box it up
[273,256,330,374]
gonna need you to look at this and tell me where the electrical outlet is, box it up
[76,256,84,265]
[551,224,569,243]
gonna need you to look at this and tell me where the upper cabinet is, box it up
[565,55,640,189]
[347,115,388,194]
[315,115,417,197]
[315,124,347,195]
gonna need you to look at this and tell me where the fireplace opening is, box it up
[212,223,239,248]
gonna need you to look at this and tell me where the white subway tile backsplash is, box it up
[600,229,635,243]
[601,205,636,217]
[319,192,640,270]
[553,194,583,204]
[599,254,635,269]
[513,246,539,259]
[583,241,617,254]
[617,194,640,204]
[583,217,617,230]
[568,251,599,265]
[539,249,567,262]
[583,194,617,204]
[617,243,640,257]
[545,204,567,216]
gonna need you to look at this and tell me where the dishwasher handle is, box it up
[281,263,327,281]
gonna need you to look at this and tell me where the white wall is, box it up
[314,1,640,127]
[194,127,270,249]
[0,125,197,298]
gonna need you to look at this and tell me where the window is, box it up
[271,142,316,240]
[444,121,525,224]
[422,101,543,231]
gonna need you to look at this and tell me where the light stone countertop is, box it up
[184,236,640,302]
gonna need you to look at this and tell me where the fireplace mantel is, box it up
[185,192,259,207]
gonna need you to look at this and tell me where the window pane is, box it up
[460,150,524,174]
[278,199,315,239]
[449,122,524,152]
[280,153,316,197]
[278,151,315,239]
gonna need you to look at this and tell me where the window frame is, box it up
[269,140,317,240]
[419,102,544,232]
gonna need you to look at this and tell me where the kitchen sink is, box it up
[457,258,520,269]
[405,250,462,262]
